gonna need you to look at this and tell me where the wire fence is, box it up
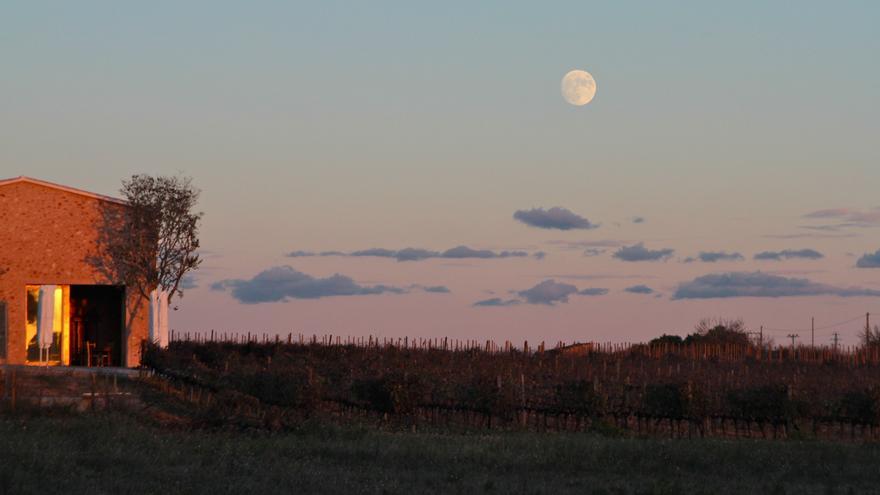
[168,326,880,366]
[172,310,880,347]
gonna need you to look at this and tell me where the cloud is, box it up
[613,243,674,262]
[180,275,198,290]
[547,239,625,251]
[672,272,880,300]
[804,208,880,223]
[804,225,852,235]
[287,250,316,257]
[764,269,826,276]
[476,280,610,308]
[625,285,654,294]
[513,207,598,230]
[533,251,547,260]
[516,279,580,305]
[420,285,451,293]
[753,249,824,261]
[287,246,533,262]
[545,273,657,281]
[211,266,406,304]
[473,297,520,307]
[801,208,880,230]
[405,284,452,293]
[804,208,853,219]
[350,248,399,258]
[856,249,880,268]
[799,225,844,232]
[393,248,440,261]
[286,250,348,257]
[763,233,858,239]
[578,287,609,296]
[684,251,745,263]
[632,217,645,224]
[442,245,528,259]
[583,248,606,257]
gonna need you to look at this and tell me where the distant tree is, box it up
[684,318,752,346]
[91,174,203,302]
[649,334,684,346]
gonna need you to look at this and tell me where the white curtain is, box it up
[37,285,56,351]
[149,289,169,348]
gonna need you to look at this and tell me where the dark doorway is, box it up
[69,285,124,367]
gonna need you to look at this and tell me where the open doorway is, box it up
[69,285,124,367]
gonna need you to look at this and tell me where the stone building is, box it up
[0,176,149,367]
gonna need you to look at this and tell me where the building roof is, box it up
[0,176,126,205]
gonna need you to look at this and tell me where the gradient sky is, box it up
[3,1,879,345]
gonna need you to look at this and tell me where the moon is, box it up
[561,70,597,106]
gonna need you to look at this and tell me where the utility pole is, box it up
[867,313,872,346]
[787,333,799,349]
[832,332,840,352]
[811,317,815,347]
[748,326,765,358]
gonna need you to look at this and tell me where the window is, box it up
[26,286,65,363]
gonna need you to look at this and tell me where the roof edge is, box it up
[0,176,127,205]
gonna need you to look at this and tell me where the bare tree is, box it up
[685,317,752,346]
[862,325,880,348]
[91,174,203,302]
[692,317,747,335]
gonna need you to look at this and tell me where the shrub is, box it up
[836,389,879,425]
[237,369,320,410]
[726,385,800,422]
[352,371,422,415]
[455,376,516,419]
[555,380,602,416]
[643,383,688,419]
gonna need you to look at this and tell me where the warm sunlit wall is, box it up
[0,180,149,366]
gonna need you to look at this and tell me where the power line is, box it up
[762,327,807,334]
[763,325,801,332]
[814,315,865,331]
[764,314,866,334]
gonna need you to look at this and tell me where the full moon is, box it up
[561,70,596,106]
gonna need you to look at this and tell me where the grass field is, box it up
[1,414,879,495]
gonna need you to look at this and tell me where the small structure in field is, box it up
[0,177,150,367]
[554,342,596,356]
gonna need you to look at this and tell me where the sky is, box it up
[2,1,879,346]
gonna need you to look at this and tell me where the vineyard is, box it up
[144,332,880,441]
